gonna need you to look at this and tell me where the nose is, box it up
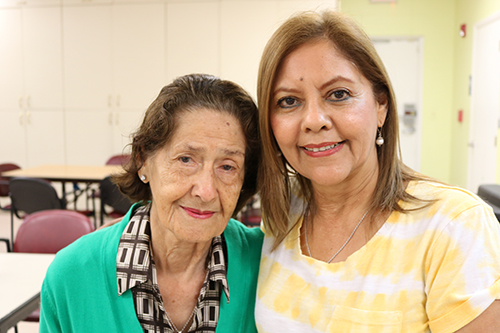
[191,166,218,202]
[301,100,333,133]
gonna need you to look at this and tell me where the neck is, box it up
[311,165,378,226]
[151,234,211,277]
[149,217,212,276]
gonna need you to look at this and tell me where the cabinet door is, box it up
[220,1,278,98]
[65,111,114,165]
[23,6,63,110]
[166,2,219,81]
[0,8,23,111]
[25,111,65,166]
[112,3,165,110]
[111,110,142,155]
[0,111,27,167]
[63,5,112,110]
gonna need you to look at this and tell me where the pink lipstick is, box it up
[182,206,215,219]
[301,141,344,157]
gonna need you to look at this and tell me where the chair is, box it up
[0,209,94,325]
[78,154,131,215]
[99,176,133,226]
[0,163,21,211]
[478,184,500,222]
[106,154,131,166]
[9,177,65,247]
[239,195,262,228]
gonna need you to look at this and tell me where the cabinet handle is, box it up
[26,95,31,108]
[26,111,31,124]
[108,112,113,125]
[19,112,23,125]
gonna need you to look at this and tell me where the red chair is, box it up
[0,163,21,211]
[0,209,94,325]
[105,154,130,166]
[238,195,262,228]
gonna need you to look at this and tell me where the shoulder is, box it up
[406,180,492,216]
[224,219,264,248]
[45,212,132,286]
[223,219,263,266]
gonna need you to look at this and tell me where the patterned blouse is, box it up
[116,205,230,333]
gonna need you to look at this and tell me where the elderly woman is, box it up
[39,74,263,333]
[255,10,500,332]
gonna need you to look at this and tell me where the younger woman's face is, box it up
[270,39,387,190]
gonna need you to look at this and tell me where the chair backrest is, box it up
[0,163,20,197]
[14,209,94,253]
[106,154,130,166]
[9,177,63,216]
[100,176,133,214]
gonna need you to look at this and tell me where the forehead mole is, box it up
[300,77,303,81]
[226,122,230,126]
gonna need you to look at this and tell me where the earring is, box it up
[140,174,146,182]
[376,128,384,146]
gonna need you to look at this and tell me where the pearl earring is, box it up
[376,128,384,146]
[140,174,146,182]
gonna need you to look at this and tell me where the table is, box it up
[0,253,55,333]
[3,164,123,199]
[2,164,123,184]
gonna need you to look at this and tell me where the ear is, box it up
[376,94,389,128]
[138,157,150,183]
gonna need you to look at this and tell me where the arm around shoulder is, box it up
[454,300,500,333]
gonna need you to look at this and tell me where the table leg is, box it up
[61,181,66,209]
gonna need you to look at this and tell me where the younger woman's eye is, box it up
[277,96,299,108]
[329,89,350,101]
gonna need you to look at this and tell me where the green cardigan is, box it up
[39,204,264,332]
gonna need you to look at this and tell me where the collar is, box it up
[115,204,230,301]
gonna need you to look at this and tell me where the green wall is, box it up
[452,0,500,188]
[341,0,500,187]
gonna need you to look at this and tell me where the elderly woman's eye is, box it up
[277,96,299,108]
[179,156,191,163]
[221,164,235,171]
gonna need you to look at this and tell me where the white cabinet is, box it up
[62,3,164,164]
[0,0,341,168]
[165,1,220,82]
[0,6,64,167]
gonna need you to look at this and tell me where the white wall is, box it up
[0,0,339,167]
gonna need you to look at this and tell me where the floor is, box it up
[0,194,110,333]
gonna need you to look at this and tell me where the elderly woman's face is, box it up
[141,108,246,243]
[270,39,387,190]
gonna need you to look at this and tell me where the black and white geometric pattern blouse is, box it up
[116,204,230,333]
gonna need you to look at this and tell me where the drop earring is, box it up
[376,128,384,146]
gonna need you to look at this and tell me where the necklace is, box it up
[305,209,369,264]
[165,306,197,333]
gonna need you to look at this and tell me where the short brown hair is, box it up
[115,74,260,216]
[257,10,424,247]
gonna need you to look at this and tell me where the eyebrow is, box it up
[273,75,356,95]
[183,144,245,157]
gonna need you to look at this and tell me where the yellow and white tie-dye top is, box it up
[255,180,500,333]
